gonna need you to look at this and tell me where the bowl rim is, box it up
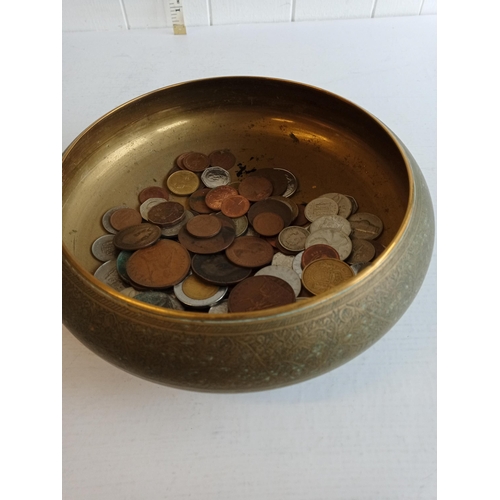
[62,75,415,322]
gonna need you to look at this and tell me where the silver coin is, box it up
[102,205,126,234]
[346,239,376,264]
[292,251,304,278]
[278,226,309,252]
[201,166,231,188]
[244,226,259,237]
[319,193,352,218]
[305,229,353,261]
[309,215,351,236]
[348,212,384,240]
[272,252,295,269]
[120,287,140,298]
[233,215,249,237]
[91,234,118,262]
[304,197,339,222]
[173,276,228,308]
[350,262,371,275]
[93,260,127,291]
[208,300,229,314]
[134,291,172,307]
[344,195,359,215]
[166,293,185,311]
[161,210,194,238]
[139,197,166,221]
[254,265,302,297]
[274,168,298,197]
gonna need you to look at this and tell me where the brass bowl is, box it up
[62,77,434,392]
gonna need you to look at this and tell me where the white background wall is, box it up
[63,0,437,31]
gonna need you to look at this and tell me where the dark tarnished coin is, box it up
[248,198,293,227]
[126,239,190,289]
[138,186,170,204]
[209,149,236,170]
[191,253,252,285]
[189,188,213,214]
[177,214,235,254]
[205,185,238,211]
[116,250,133,282]
[183,152,210,172]
[147,201,185,227]
[109,208,143,231]
[225,236,274,268]
[252,212,284,237]
[345,195,359,215]
[134,291,172,307]
[293,204,309,226]
[248,168,288,196]
[228,275,296,313]
[346,239,376,264]
[91,234,119,262]
[220,195,250,218]
[348,212,384,240]
[238,176,273,202]
[186,214,222,238]
[269,196,299,221]
[274,168,298,197]
[254,265,301,297]
[302,244,341,268]
[113,223,161,251]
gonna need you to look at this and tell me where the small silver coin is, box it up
[233,215,249,237]
[278,226,309,252]
[102,205,126,234]
[309,215,351,236]
[305,229,353,261]
[244,226,259,237]
[93,260,127,291]
[319,193,352,218]
[272,252,295,269]
[120,287,140,298]
[134,291,172,307]
[161,210,194,238]
[274,168,298,197]
[348,212,384,240]
[344,195,359,215]
[254,265,302,297]
[346,239,376,264]
[201,166,231,188]
[292,251,304,279]
[91,234,118,262]
[304,197,339,222]
[166,293,185,311]
[173,277,228,308]
[208,300,229,314]
[139,197,166,221]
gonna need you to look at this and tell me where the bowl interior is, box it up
[63,77,410,289]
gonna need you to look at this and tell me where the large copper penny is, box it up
[252,212,284,237]
[228,275,296,313]
[301,244,341,268]
[186,214,222,238]
[138,186,170,204]
[109,208,142,231]
[248,168,288,196]
[177,214,235,254]
[301,258,354,295]
[126,239,190,289]
[220,195,250,218]
[209,149,236,170]
[147,201,185,227]
[189,188,213,214]
[183,152,210,172]
[225,236,274,268]
[238,176,273,202]
[191,253,252,285]
[113,223,161,251]
[248,198,293,227]
[205,185,238,211]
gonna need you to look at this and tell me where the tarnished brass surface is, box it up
[62,77,434,392]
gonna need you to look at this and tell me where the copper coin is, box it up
[177,214,236,254]
[248,198,293,227]
[109,208,142,231]
[126,239,190,289]
[191,253,252,285]
[252,212,285,237]
[113,223,161,251]
[248,168,288,196]
[301,244,341,268]
[138,186,170,204]
[175,152,191,170]
[225,236,274,268]
[205,185,238,211]
[186,214,222,238]
[189,188,213,214]
[228,275,296,313]
[238,176,273,202]
[293,204,309,226]
[147,201,185,227]
[220,195,250,218]
[208,149,236,170]
[183,152,210,172]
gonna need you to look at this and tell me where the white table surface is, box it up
[63,15,436,500]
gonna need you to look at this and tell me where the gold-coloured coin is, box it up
[166,170,200,196]
[301,258,354,295]
[182,274,220,300]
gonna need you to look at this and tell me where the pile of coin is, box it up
[91,149,385,313]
